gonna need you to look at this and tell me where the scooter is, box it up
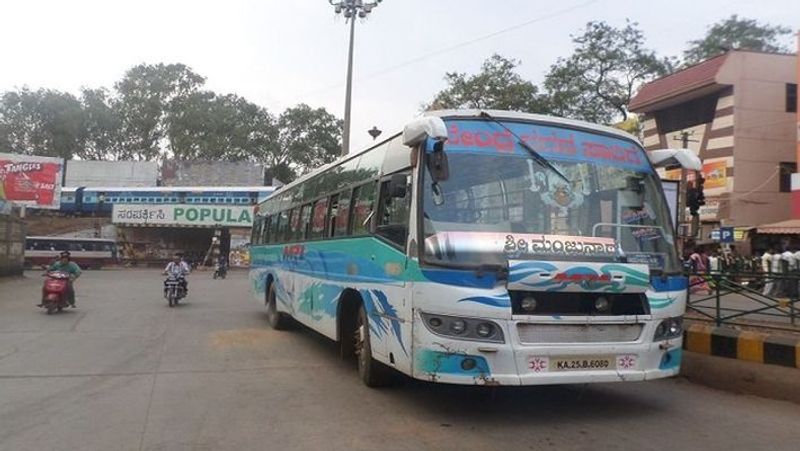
[164,275,186,307]
[213,263,227,280]
[40,271,71,314]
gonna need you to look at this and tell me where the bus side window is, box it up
[287,208,300,242]
[263,216,272,244]
[274,211,288,243]
[299,204,312,240]
[251,217,262,245]
[376,172,412,247]
[335,190,352,237]
[310,198,328,240]
[351,182,377,236]
[327,194,339,238]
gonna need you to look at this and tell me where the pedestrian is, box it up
[689,248,712,295]
[762,249,775,296]
[709,251,720,273]
[781,248,797,298]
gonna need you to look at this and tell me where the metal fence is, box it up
[686,270,799,329]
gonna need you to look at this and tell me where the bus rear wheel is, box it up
[266,283,291,330]
[354,305,393,387]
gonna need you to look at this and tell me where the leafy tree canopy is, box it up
[683,15,793,65]
[544,20,673,123]
[425,54,548,113]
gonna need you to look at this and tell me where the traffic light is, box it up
[687,188,699,216]
[696,175,706,206]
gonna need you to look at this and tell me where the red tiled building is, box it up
[629,50,798,243]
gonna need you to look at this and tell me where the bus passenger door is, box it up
[372,171,413,366]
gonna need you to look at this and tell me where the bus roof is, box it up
[425,109,637,143]
[265,110,639,203]
[61,186,275,193]
[26,236,116,242]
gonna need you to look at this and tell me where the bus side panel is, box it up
[249,239,413,371]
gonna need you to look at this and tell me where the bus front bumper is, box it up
[411,316,682,386]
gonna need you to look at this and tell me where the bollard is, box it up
[714,274,722,326]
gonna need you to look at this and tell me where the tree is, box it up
[80,88,123,160]
[167,92,278,162]
[112,63,206,160]
[684,15,792,65]
[544,20,673,124]
[0,88,85,159]
[273,104,343,182]
[425,54,548,113]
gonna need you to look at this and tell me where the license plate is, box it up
[527,355,637,373]
[552,356,615,371]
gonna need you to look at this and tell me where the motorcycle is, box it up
[213,263,227,280]
[40,271,71,314]
[164,275,186,307]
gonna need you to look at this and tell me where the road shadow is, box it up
[259,312,664,424]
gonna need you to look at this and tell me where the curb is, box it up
[683,323,800,369]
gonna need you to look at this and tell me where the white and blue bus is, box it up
[250,110,689,387]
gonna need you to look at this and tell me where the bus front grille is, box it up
[516,323,644,344]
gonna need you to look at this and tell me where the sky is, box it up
[0,0,798,153]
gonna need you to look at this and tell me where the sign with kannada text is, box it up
[0,153,63,210]
[112,204,253,227]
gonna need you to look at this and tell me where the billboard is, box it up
[112,204,254,228]
[0,153,63,210]
[703,160,727,190]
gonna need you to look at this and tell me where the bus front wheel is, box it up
[355,305,393,387]
[266,284,291,330]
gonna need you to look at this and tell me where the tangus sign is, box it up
[112,204,253,227]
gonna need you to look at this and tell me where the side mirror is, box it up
[426,146,449,182]
[388,173,408,198]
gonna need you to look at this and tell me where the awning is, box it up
[756,219,800,234]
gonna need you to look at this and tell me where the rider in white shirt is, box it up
[164,253,191,294]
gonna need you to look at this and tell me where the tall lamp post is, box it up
[329,0,382,155]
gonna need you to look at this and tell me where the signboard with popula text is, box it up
[0,153,63,210]
[112,204,254,228]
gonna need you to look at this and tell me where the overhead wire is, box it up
[303,0,600,97]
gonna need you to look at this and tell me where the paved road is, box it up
[1,270,798,451]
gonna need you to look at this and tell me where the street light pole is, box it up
[329,0,383,155]
[343,16,356,156]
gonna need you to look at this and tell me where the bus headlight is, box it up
[654,317,683,341]
[450,320,467,335]
[420,312,504,343]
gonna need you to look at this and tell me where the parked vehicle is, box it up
[40,271,71,314]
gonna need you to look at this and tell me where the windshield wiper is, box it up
[479,111,570,184]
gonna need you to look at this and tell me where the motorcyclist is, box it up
[43,251,82,307]
[163,253,191,296]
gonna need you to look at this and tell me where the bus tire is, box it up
[266,283,291,330]
[355,304,393,387]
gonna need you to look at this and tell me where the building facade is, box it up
[630,50,798,241]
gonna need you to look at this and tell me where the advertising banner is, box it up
[0,153,63,209]
[703,160,728,190]
[112,204,254,227]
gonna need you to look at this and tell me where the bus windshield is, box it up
[422,119,679,274]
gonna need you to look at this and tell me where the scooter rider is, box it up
[44,251,82,307]
[163,253,191,295]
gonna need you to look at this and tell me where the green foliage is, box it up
[425,54,548,113]
[544,20,673,123]
[0,63,342,182]
[683,15,793,65]
[112,63,206,161]
[275,104,343,182]
[0,88,85,159]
